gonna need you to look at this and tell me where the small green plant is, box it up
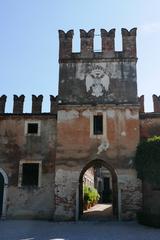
[83,185,100,209]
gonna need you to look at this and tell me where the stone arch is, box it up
[0,168,8,219]
[79,159,118,219]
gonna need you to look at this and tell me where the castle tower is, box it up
[55,28,141,221]
[58,28,137,105]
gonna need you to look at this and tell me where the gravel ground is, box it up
[1,220,160,240]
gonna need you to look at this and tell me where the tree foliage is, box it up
[134,136,160,185]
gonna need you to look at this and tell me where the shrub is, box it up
[135,136,160,227]
[134,136,160,185]
[83,185,100,206]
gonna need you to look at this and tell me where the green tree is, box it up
[134,136,160,185]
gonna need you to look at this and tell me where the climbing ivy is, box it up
[134,136,160,185]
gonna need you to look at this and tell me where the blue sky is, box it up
[0,0,160,112]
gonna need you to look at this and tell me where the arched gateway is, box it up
[0,169,8,219]
[0,173,4,216]
[79,159,118,220]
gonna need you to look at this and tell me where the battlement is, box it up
[138,94,160,113]
[0,95,58,114]
[58,28,137,61]
[1,94,160,114]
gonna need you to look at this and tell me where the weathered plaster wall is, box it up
[59,61,137,105]
[55,105,141,220]
[56,106,139,165]
[55,168,79,220]
[0,115,56,219]
[118,169,142,220]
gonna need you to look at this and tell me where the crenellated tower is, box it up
[58,28,138,105]
[55,28,141,221]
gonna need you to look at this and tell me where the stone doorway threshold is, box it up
[80,203,114,221]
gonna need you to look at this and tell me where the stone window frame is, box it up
[90,111,106,138]
[24,120,41,136]
[93,115,103,135]
[18,160,42,188]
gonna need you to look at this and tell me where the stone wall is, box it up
[58,28,137,105]
[54,168,79,220]
[0,114,56,219]
[140,113,160,139]
[59,61,137,105]
[0,94,58,114]
[56,105,139,166]
[118,169,142,220]
[55,105,140,220]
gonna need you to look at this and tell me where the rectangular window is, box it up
[94,115,103,135]
[25,120,41,136]
[27,123,38,134]
[22,163,39,186]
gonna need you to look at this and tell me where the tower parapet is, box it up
[0,95,7,113]
[32,95,43,114]
[0,95,58,114]
[50,95,58,114]
[153,94,160,112]
[101,29,115,57]
[121,28,137,58]
[138,95,144,113]
[13,95,25,114]
[58,28,138,105]
[80,29,95,57]
[59,28,137,61]
[58,30,74,59]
